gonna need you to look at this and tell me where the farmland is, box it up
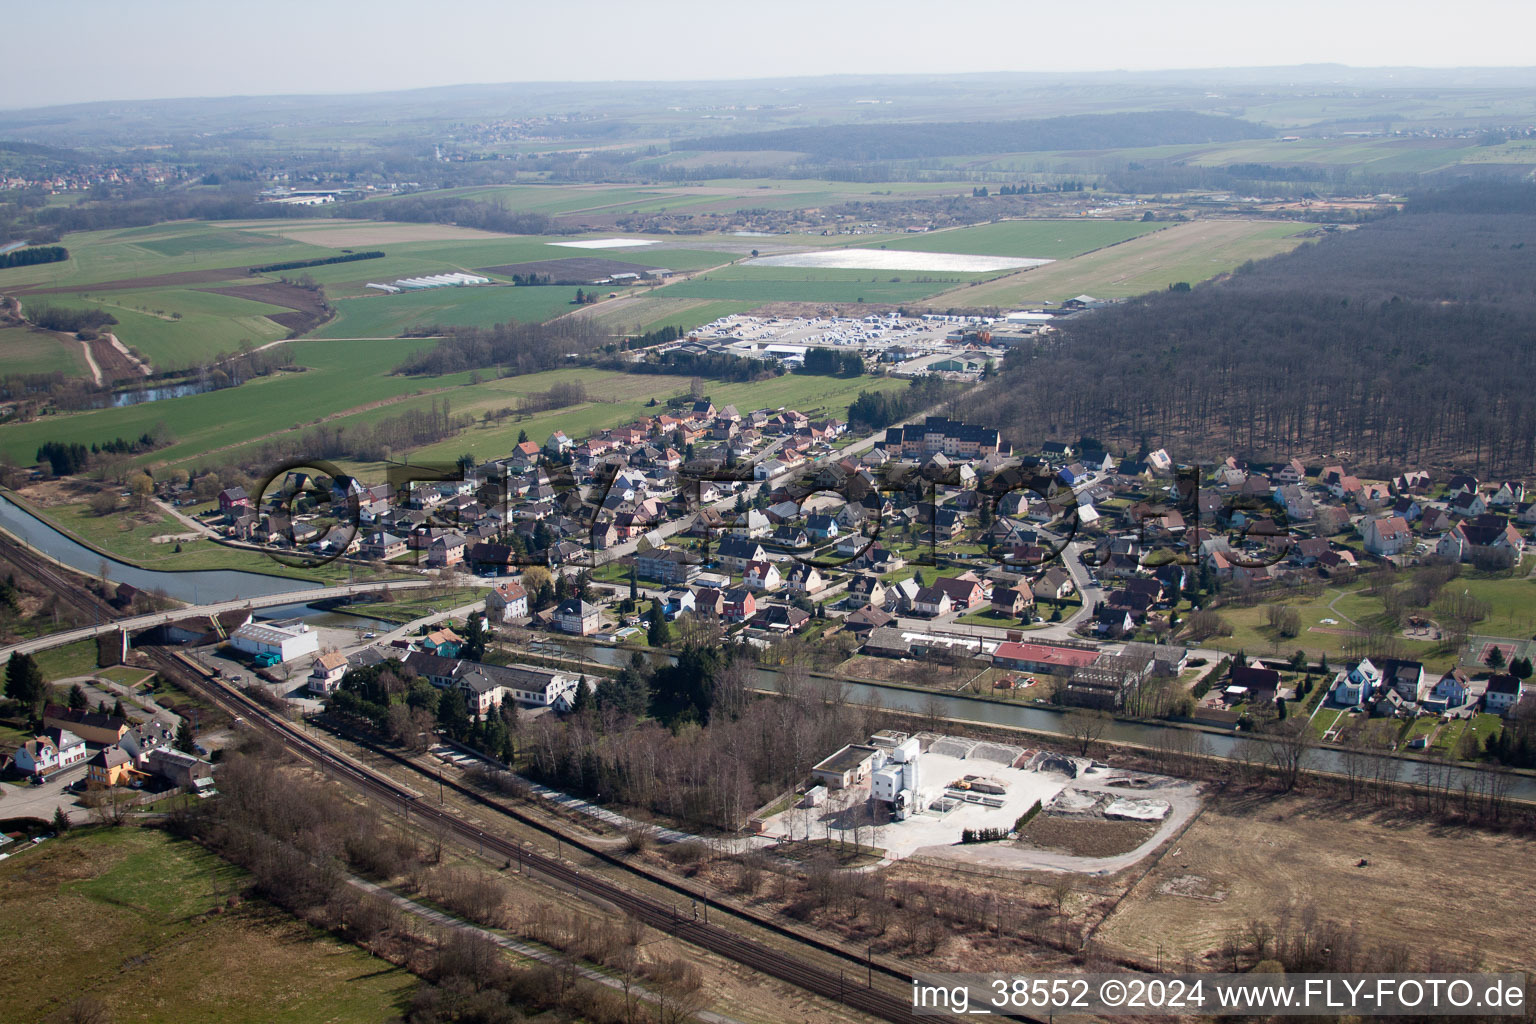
[568,295,761,336]
[887,218,1167,259]
[657,268,979,304]
[0,325,88,376]
[312,284,578,338]
[934,218,1314,306]
[0,827,415,1024]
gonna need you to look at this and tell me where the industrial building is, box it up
[229,621,320,663]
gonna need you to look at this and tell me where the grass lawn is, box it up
[954,608,1031,627]
[0,827,415,1024]
[34,639,100,682]
[341,586,487,624]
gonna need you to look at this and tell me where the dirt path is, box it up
[102,332,151,376]
[77,336,103,385]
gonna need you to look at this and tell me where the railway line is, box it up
[146,646,1022,1024]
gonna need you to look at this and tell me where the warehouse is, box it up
[229,621,320,663]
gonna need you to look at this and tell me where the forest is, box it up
[972,184,1536,473]
[394,319,608,377]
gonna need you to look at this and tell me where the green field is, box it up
[888,219,1168,259]
[0,325,88,376]
[935,219,1313,306]
[575,296,763,336]
[37,286,293,367]
[0,337,453,468]
[0,827,415,1024]
[314,284,578,337]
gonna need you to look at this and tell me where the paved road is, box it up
[0,579,442,660]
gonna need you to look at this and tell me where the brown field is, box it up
[1091,791,1536,970]
[236,221,516,247]
[477,256,656,280]
[22,267,242,294]
[205,281,331,333]
[1016,815,1160,858]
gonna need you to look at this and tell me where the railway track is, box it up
[147,646,1014,1024]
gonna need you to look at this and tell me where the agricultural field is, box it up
[569,295,762,336]
[936,219,1314,306]
[0,827,415,1024]
[0,325,88,376]
[312,284,578,337]
[0,219,736,369]
[887,218,1167,260]
[0,337,455,469]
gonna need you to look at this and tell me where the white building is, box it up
[11,728,87,778]
[230,621,321,663]
[869,735,925,820]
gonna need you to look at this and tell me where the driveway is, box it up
[0,769,90,824]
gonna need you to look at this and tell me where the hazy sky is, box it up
[6,0,1535,109]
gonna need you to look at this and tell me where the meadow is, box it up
[34,286,294,366]
[572,295,762,337]
[0,827,415,1024]
[932,219,1313,306]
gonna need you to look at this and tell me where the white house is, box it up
[230,621,320,663]
[1485,674,1526,716]
[743,560,782,592]
[485,580,529,622]
[11,728,87,778]
[307,651,350,695]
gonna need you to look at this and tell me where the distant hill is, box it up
[687,111,1271,162]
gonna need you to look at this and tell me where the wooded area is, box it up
[974,186,1536,472]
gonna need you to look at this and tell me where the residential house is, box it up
[217,486,252,519]
[1362,516,1412,557]
[911,586,952,618]
[743,560,783,592]
[10,728,87,779]
[1032,568,1075,603]
[426,533,467,568]
[843,604,894,635]
[990,583,1034,617]
[716,538,766,572]
[552,599,601,636]
[307,651,350,695]
[722,587,756,622]
[1378,658,1425,701]
[485,580,530,622]
[635,547,700,586]
[934,574,984,611]
[805,514,839,540]
[847,573,888,608]
[1449,490,1488,518]
[87,746,142,788]
[747,604,812,633]
[1332,658,1383,706]
[43,705,130,747]
[360,531,408,561]
[660,589,695,619]
[1485,674,1526,716]
[1438,518,1525,567]
[784,563,826,596]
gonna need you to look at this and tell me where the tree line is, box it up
[847,376,961,431]
[248,250,382,274]
[394,319,608,378]
[0,245,66,268]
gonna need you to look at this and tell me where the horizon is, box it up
[6,0,1536,110]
